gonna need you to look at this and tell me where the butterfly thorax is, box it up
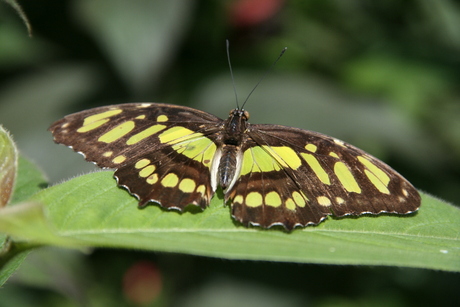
[222,109,250,145]
[215,109,250,190]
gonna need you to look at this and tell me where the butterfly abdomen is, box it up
[217,145,242,190]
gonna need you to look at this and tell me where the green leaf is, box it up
[0,171,459,272]
[0,201,82,248]
[0,125,18,207]
[0,239,30,287]
[11,156,48,205]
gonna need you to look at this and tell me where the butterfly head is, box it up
[229,108,250,120]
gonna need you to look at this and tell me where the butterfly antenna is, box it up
[226,40,240,109]
[240,46,287,110]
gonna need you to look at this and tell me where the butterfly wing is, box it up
[227,124,421,230]
[49,103,223,209]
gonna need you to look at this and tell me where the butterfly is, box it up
[49,102,421,230]
[49,103,420,230]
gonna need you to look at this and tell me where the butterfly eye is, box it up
[243,110,250,120]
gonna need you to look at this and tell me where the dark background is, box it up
[0,1,459,306]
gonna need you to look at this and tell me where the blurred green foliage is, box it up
[0,0,459,306]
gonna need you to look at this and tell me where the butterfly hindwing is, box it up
[227,124,420,228]
[115,149,213,209]
[228,166,331,229]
